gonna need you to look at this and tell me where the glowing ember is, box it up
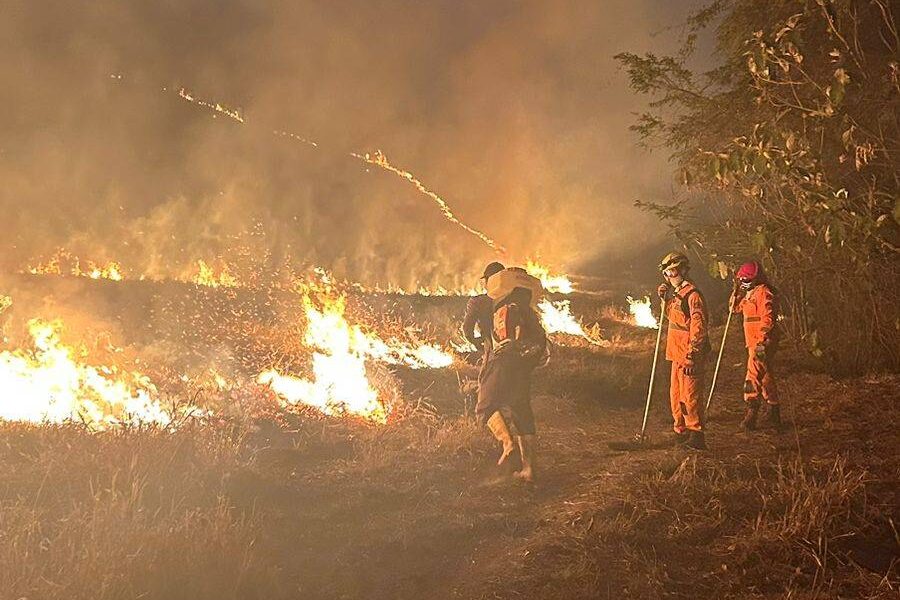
[178,87,244,123]
[525,260,574,294]
[0,319,181,429]
[193,260,239,288]
[168,82,506,255]
[274,129,318,148]
[85,262,124,281]
[27,249,125,281]
[352,150,505,254]
[538,299,605,345]
[627,295,658,329]
[450,339,479,353]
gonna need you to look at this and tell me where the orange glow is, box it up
[352,150,506,254]
[258,278,454,423]
[27,249,125,281]
[525,260,574,294]
[538,299,606,346]
[0,319,188,429]
[627,295,658,329]
[192,260,239,288]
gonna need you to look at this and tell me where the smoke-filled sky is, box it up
[1,0,699,289]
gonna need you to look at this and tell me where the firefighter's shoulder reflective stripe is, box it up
[745,316,762,322]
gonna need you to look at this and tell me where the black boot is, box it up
[686,430,707,450]
[760,403,783,430]
[740,400,760,431]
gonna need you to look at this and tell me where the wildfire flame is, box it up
[258,282,454,423]
[274,129,318,148]
[257,292,385,422]
[27,249,124,281]
[627,295,658,329]
[525,260,574,294]
[0,319,182,429]
[193,260,239,288]
[538,299,605,346]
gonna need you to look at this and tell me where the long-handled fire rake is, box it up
[705,308,734,415]
[608,297,666,451]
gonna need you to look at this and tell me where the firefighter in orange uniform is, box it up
[730,260,781,431]
[657,252,710,450]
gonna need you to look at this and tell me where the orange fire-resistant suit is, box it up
[664,281,709,433]
[732,283,779,405]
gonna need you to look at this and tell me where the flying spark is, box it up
[168,82,503,254]
[351,150,506,254]
[178,88,244,123]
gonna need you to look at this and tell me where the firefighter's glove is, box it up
[729,290,742,312]
[657,283,668,299]
[754,344,767,360]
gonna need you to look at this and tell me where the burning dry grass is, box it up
[0,319,202,429]
[1,275,896,599]
[27,249,125,282]
[0,347,897,599]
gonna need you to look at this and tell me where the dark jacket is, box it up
[462,294,494,352]
[475,304,547,434]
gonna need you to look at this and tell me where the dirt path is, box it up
[442,361,897,599]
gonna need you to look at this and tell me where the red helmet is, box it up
[736,261,761,282]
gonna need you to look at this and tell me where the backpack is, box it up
[491,292,550,367]
[493,299,524,344]
[486,267,543,308]
[676,287,712,356]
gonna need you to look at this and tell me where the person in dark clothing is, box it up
[462,261,506,360]
[476,284,547,483]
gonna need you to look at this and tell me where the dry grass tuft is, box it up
[502,452,898,599]
[0,423,282,600]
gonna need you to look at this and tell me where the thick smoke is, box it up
[0,0,689,288]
